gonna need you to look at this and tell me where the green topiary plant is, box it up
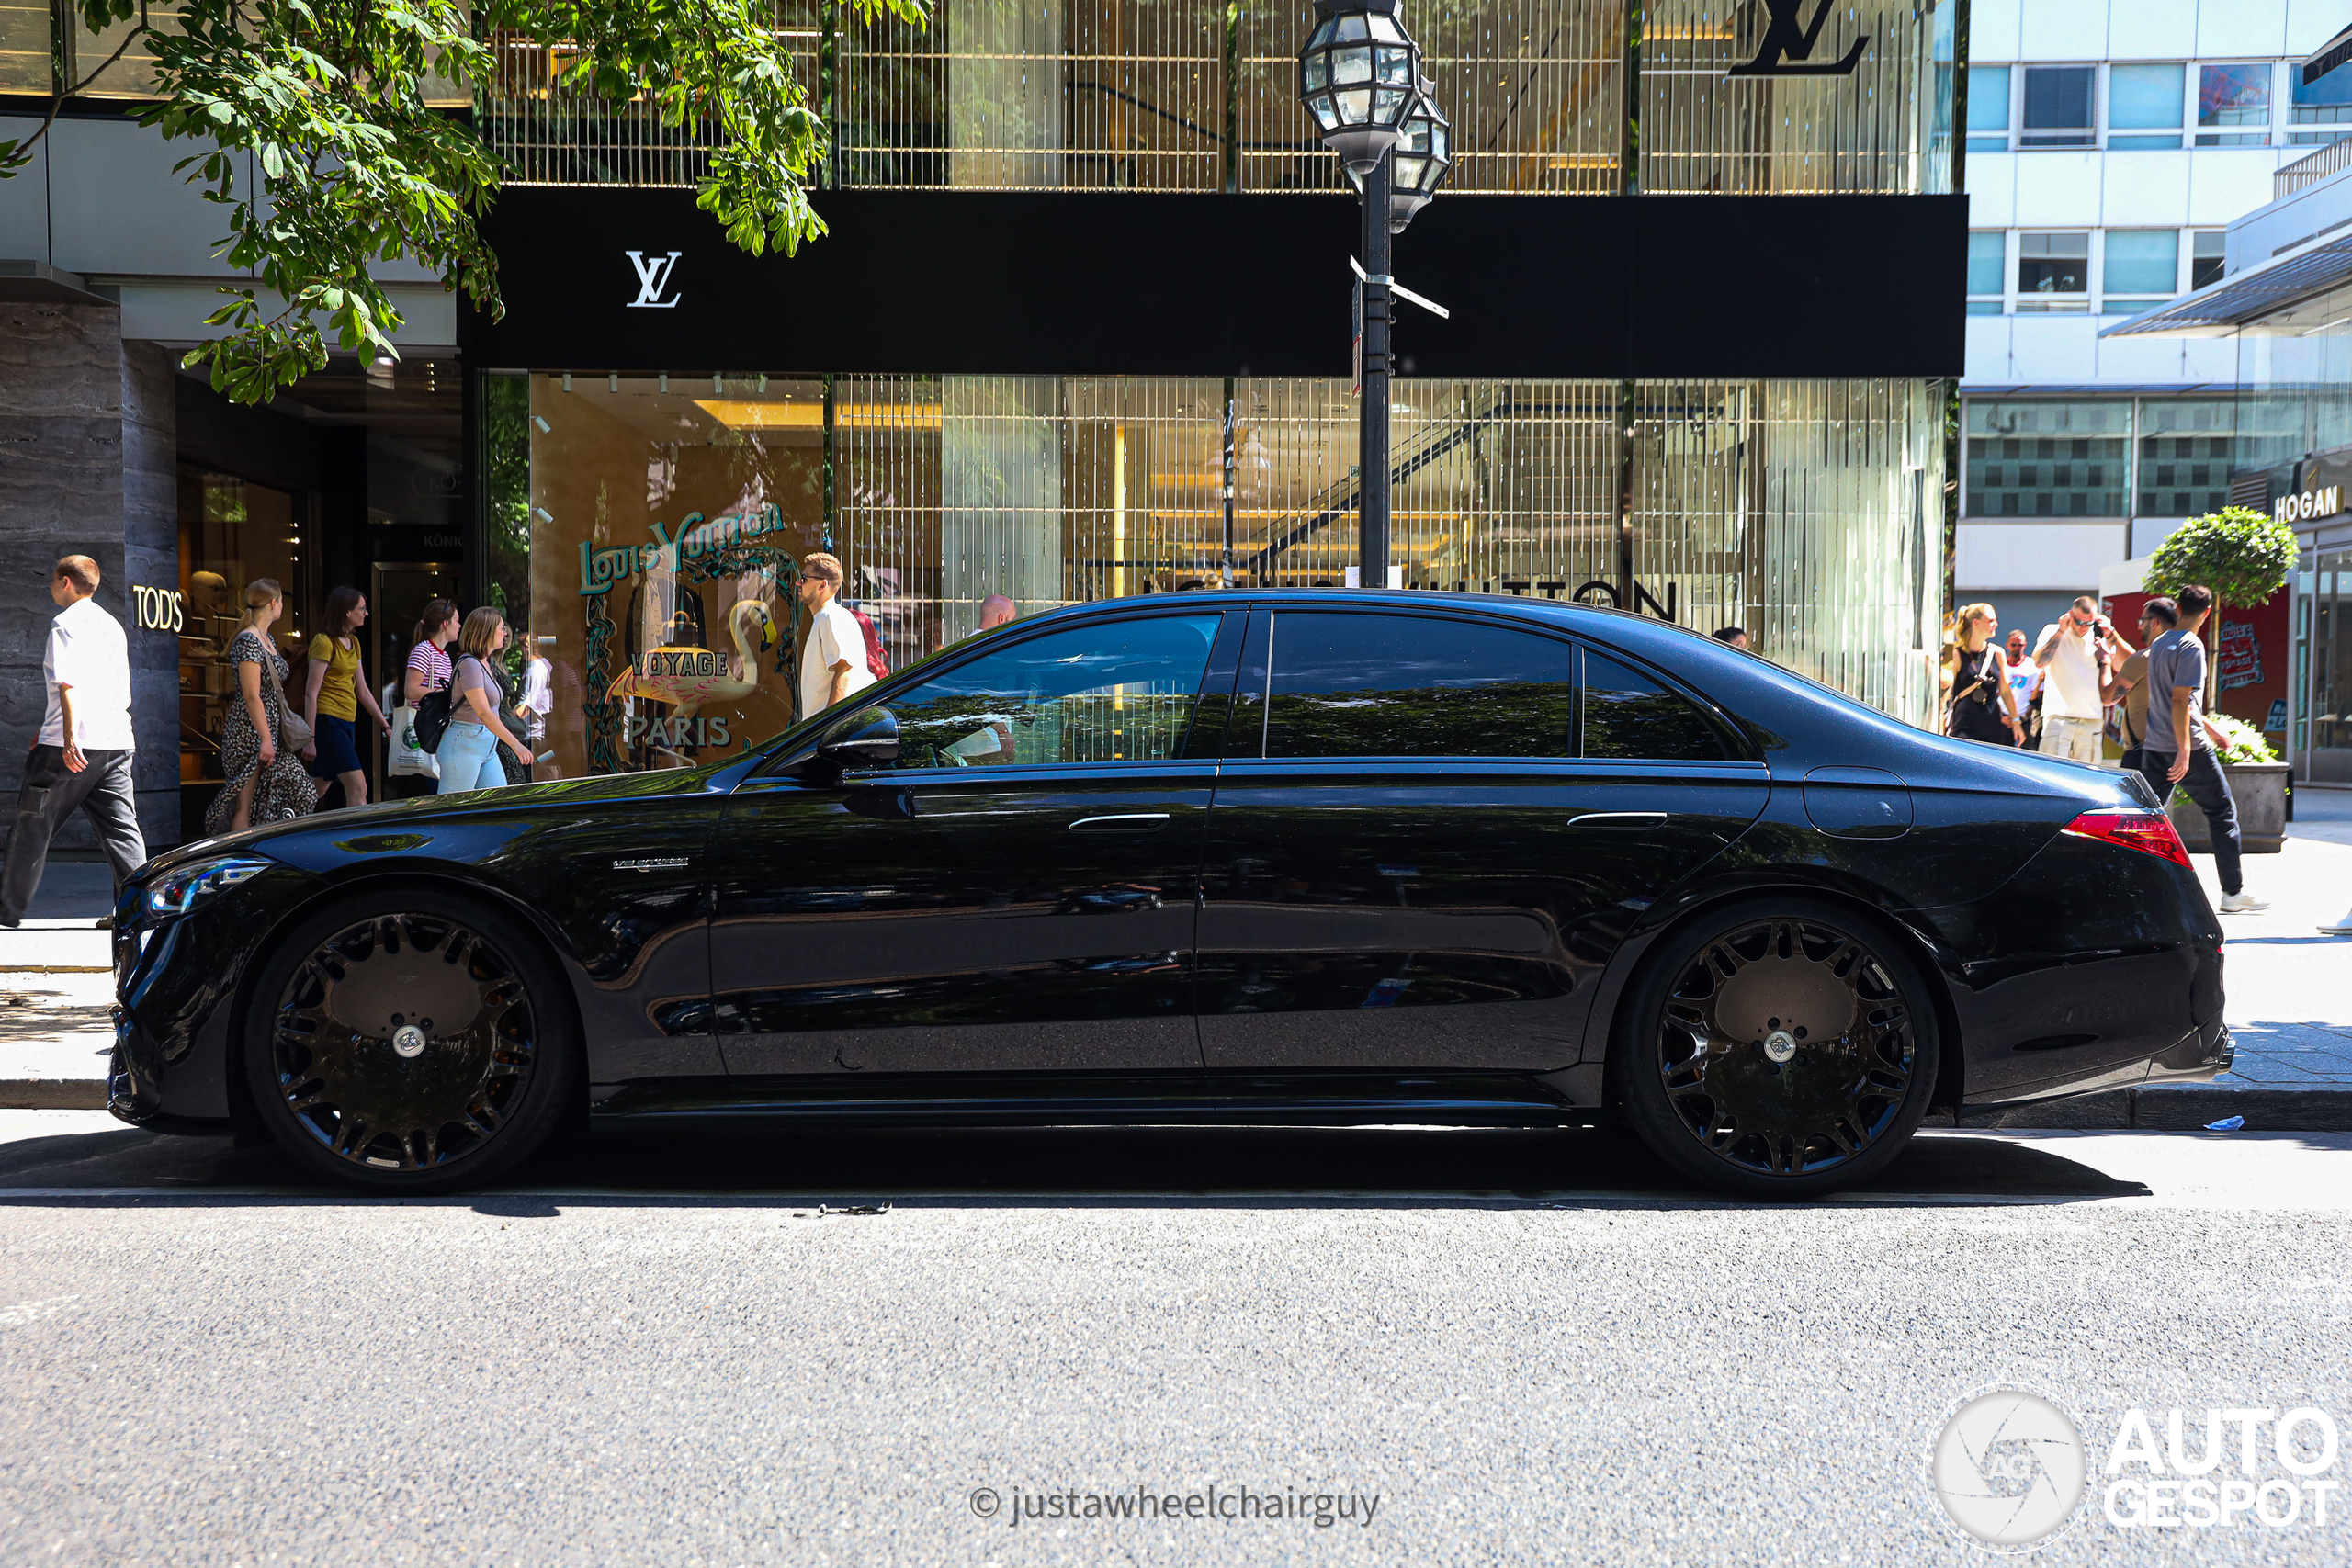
[2143,505,2297,609]
[2205,713,2280,766]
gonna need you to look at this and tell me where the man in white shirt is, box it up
[2031,594,2120,765]
[3,557,148,927]
[797,551,876,721]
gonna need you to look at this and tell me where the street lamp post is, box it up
[1298,0,1429,586]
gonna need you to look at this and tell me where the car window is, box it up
[1582,649,1728,761]
[857,615,1220,769]
[1261,611,1577,759]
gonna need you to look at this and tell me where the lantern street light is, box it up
[1299,1,1439,586]
[1386,82,1453,233]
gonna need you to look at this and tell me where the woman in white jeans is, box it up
[437,607,534,794]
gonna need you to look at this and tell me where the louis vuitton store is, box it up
[461,0,1965,780]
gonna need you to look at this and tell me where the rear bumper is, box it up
[1959,1020,2233,1111]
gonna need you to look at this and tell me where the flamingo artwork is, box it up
[606,597,776,718]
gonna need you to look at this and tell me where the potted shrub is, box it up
[2168,714,2290,855]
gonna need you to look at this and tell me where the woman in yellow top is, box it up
[301,585,390,807]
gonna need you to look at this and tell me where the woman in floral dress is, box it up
[205,579,316,836]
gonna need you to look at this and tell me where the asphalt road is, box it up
[0,1117,2347,1566]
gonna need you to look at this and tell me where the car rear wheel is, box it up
[1614,896,1939,1199]
[243,889,580,1193]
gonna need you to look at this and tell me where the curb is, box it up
[1942,1085,2352,1133]
[0,1081,108,1111]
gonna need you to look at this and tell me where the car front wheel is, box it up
[1614,896,1940,1199]
[244,889,580,1193]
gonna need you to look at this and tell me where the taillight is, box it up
[2064,807,2191,868]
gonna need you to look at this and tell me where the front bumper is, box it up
[109,859,322,1127]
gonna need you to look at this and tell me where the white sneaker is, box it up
[2219,892,2269,913]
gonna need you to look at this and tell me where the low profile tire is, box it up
[1612,896,1940,1200]
[243,889,581,1193]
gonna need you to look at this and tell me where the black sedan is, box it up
[110,592,2229,1197]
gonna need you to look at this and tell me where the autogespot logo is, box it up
[1931,1387,2088,1551]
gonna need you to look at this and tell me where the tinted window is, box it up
[855,615,1218,769]
[1262,612,1577,759]
[1582,651,1727,761]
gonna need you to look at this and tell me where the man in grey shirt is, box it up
[2133,582,2264,912]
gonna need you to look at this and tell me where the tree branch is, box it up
[2,1,151,172]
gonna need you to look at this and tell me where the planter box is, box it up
[2168,760,2289,854]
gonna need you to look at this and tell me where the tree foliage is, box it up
[2143,505,2298,608]
[0,0,922,404]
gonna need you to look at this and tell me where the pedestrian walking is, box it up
[385,598,458,800]
[203,579,315,837]
[402,600,459,707]
[1711,626,1749,650]
[797,552,877,720]
[2101,600,2168,773]
[435,608,534,795]
[302,586,390,808]
[1945,603,2024,746]
[2,556,147,927]
[2002,629,2044,749]
[2031,595,2118,765]
[2132,583,2267,913]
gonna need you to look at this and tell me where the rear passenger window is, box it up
[1262,612,1577,759]
[1582,651,1727,761]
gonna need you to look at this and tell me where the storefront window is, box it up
[2310,551,2351,758]
[526,375,828,779]
[514,371,1944,776]
[175,468,308,793]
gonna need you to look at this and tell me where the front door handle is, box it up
[1069,813,1171,833]
[1567,811,1668,829]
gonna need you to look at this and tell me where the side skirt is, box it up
[587,1072,1591,1132]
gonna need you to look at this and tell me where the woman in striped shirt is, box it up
[403,599,459,705]
[388,599,460,799]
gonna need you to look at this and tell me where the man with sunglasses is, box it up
[2031,595,2118,765]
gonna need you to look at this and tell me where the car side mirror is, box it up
[816,708,900,771]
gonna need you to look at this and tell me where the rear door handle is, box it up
[1567,811,1668,829]
[1069,813,1171,832]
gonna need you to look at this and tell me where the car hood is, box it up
[143,761,738,879]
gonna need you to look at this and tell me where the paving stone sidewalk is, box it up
[9,799,2352,1126]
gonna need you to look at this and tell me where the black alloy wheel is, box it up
[245,890,579,1192]
[1615,896,1939,1199]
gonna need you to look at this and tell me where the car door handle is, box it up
[1567,811,1668,829]
[1069,813,1172,832]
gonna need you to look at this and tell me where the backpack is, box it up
[412,657,467,755]
[848,604,890,680]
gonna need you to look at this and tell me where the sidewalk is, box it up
[9,802,2352,1122]
[1,862,119,1108]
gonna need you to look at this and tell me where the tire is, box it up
[243,888,582,1193]
[1611,895,1940,1200]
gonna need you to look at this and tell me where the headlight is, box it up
[144,855,274,917]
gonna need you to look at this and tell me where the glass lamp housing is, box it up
[1299,0,1421,175]
[1386,81,1452,231]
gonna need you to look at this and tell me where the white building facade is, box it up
[1960,0,2350,634]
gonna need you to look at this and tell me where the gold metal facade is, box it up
[480,1,1951,197]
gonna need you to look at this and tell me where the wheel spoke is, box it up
[1655,915,1917,1179]
[270,912,537,1173]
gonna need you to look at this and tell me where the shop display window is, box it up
[175,468,307,789]
[521,375,829,779]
